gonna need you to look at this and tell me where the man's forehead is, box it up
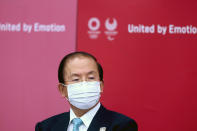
[64,56,98,73]
[66,56,96,66]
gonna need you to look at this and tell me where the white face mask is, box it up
[66,81,101,109]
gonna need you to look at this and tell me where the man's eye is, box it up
[88,77,95,80]
[72,79,79,81]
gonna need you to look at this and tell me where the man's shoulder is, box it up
[100,106,138,130]
[35,112,69,130]
[41,112,69,123]
[104,108,136,123]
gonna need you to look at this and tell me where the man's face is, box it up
[65,56,99,84]
[59,56,103,98]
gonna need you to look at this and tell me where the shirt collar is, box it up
[69,102,101,128]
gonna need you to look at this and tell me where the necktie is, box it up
[72,118,83,131]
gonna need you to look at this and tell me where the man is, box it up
[35,51,138,131]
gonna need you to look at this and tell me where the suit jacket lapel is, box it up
[87,105,110,131]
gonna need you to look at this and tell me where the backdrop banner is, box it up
[0,0,77,130]
[77,0,197,131]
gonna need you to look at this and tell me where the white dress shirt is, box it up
[67,102,101,131]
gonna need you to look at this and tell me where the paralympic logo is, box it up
[105,18,117,31]
[104,18,118,41]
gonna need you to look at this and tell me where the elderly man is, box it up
[35,51,138,131]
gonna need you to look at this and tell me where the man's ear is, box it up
[100,81,104,92]
[58,83,68,98]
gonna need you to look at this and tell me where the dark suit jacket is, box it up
[35,105,138,131]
